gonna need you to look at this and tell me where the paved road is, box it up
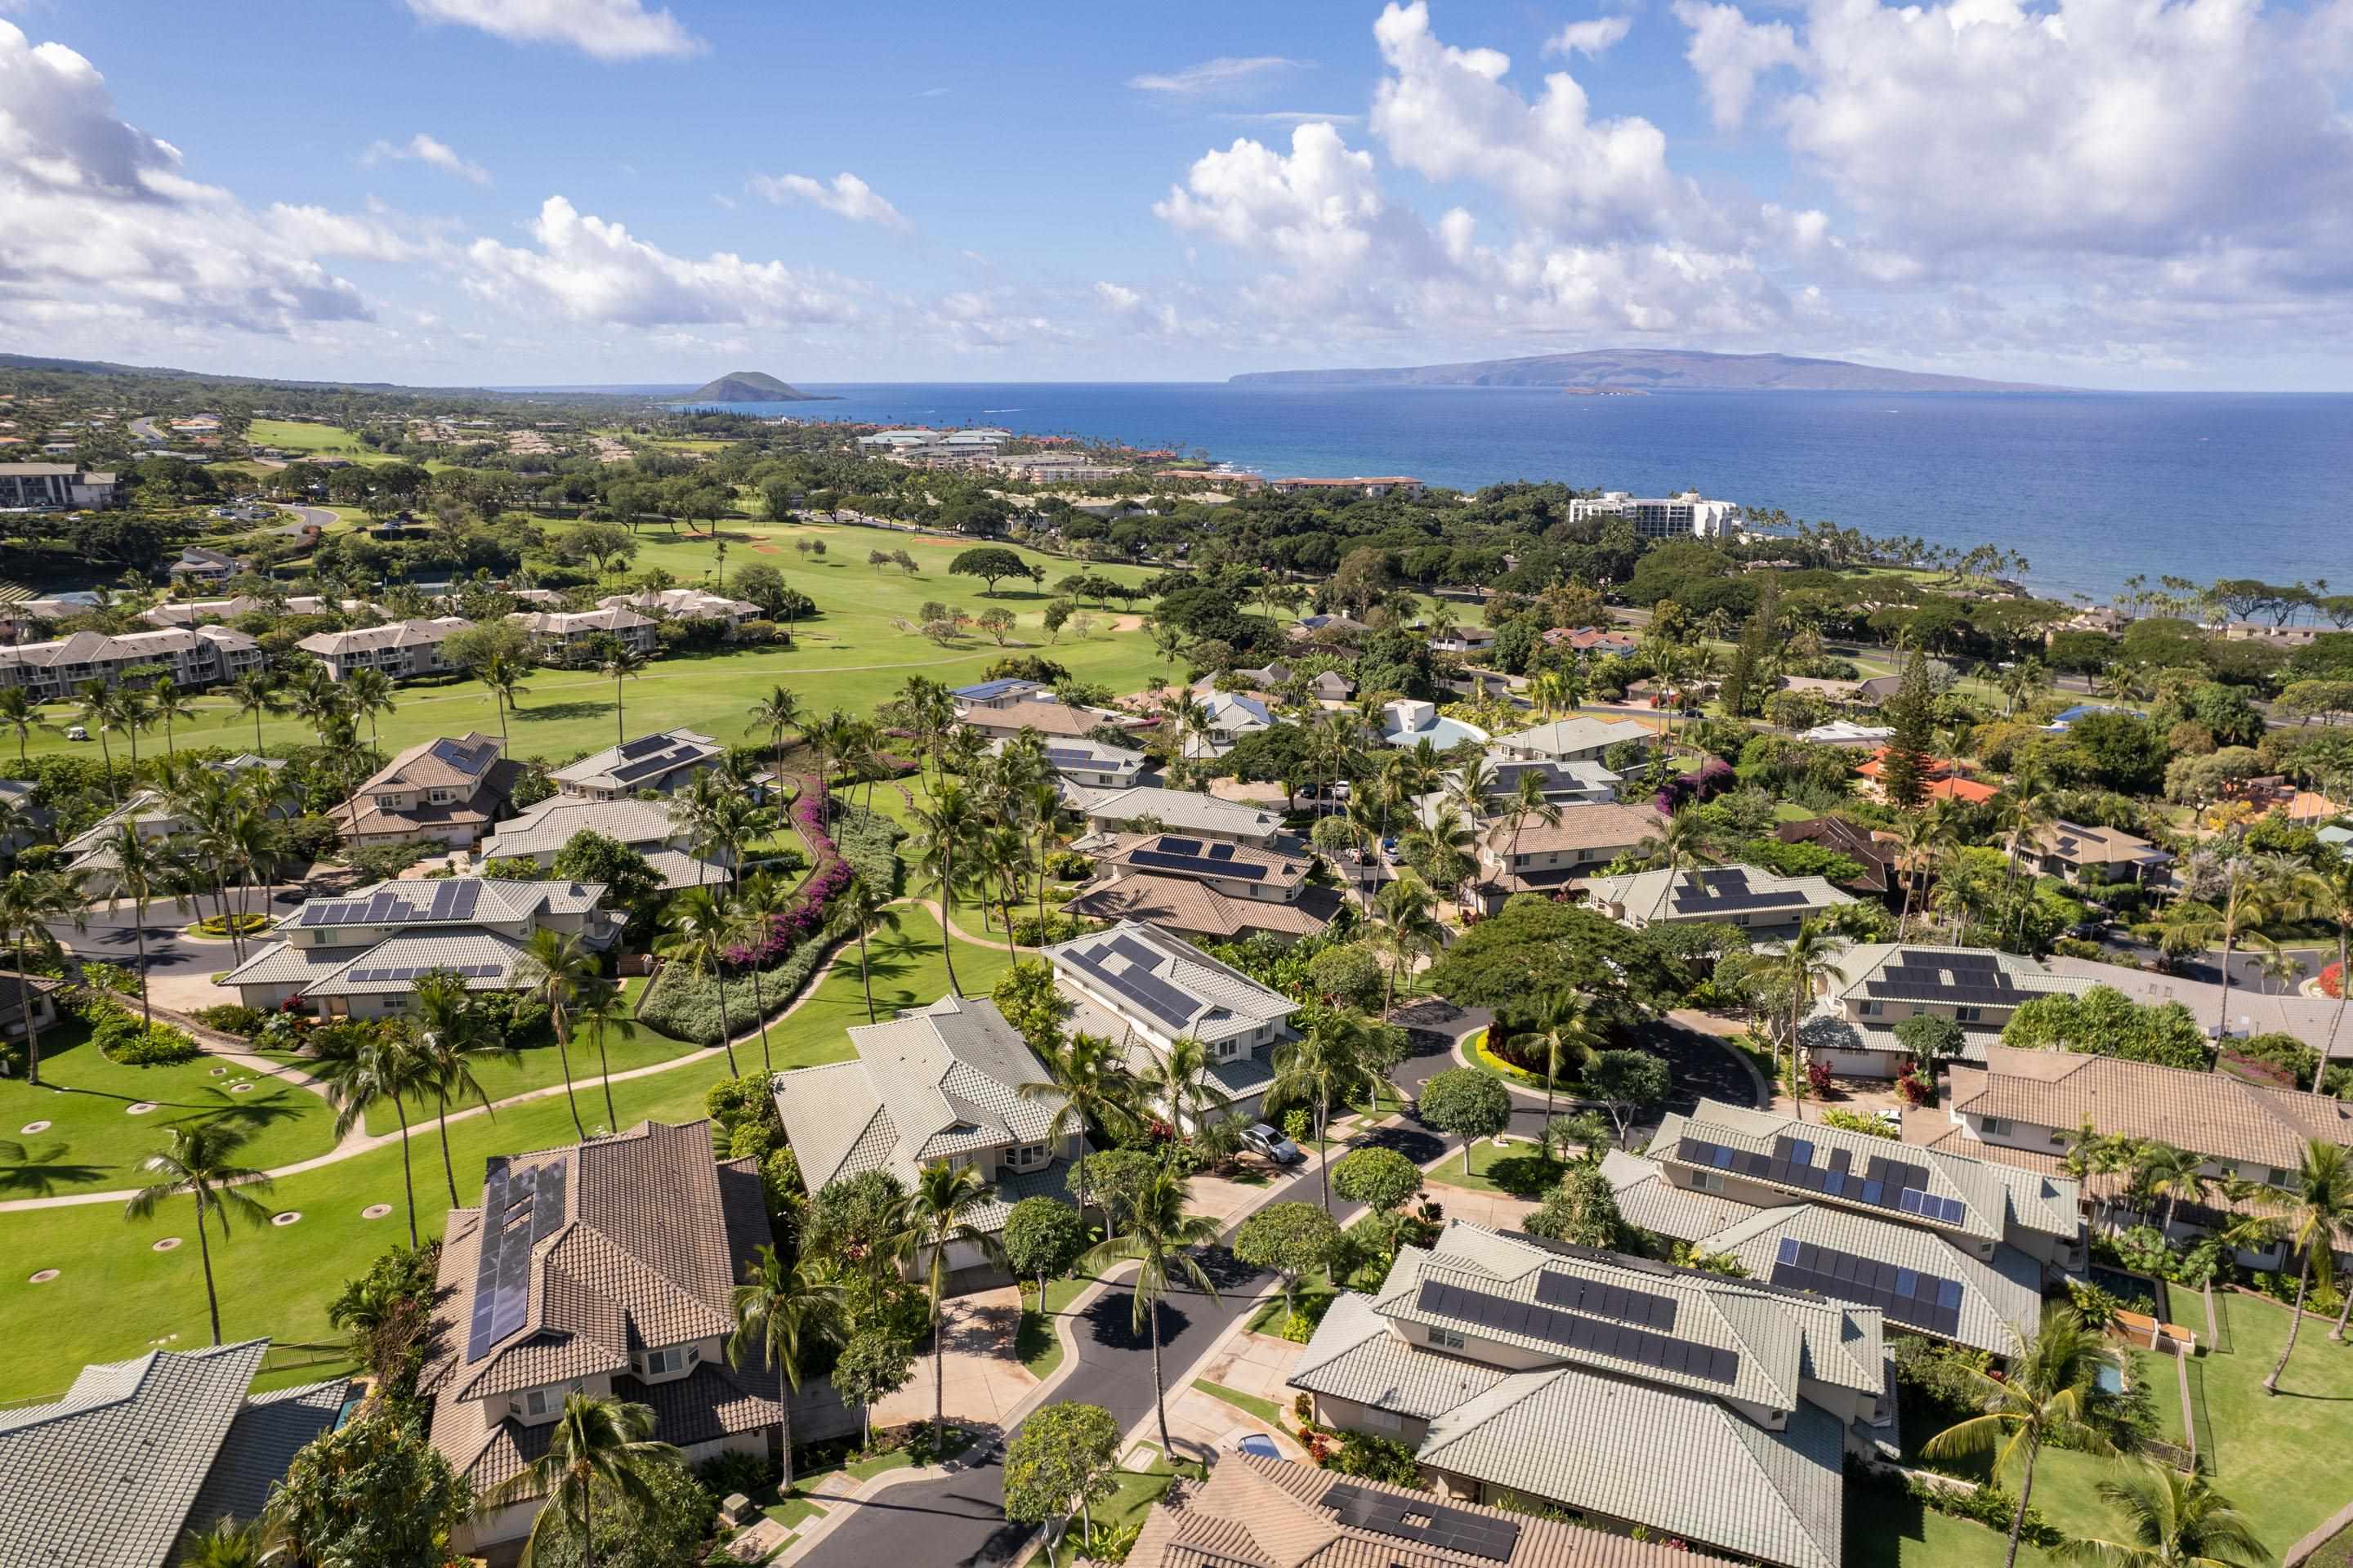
[279,504,336,529]
[47,887,310,979]
[2096,937,2335,996]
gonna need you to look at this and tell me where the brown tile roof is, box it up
[1949,1046,2353,1170]
[1496,802,1665,855]
[1132,1452,1737,1568]
[959,698,1105,738]
[1064,873,1340,940]
[357,731,506,791]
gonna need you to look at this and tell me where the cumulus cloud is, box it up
[1127,56,1309,95]
[0,21,393,336]
[747,171,909,229]
[404,0,702,60]
[466,194,856,327]
[363,132,491,185]
[1545,15,1635,57]
[1670,0,1798,129]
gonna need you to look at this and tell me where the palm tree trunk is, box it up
[780,1400,796,1489]
[16,937,43,1088]
[555,1025,585,1140]
[933,1302,947,1434]
[2217,927,2238,1040]
[594,1024,617,1130]
[1002,897,1018,965]
[1316,1093,1332,1214]
[2003,1430,2042,1568]
[939,863,963,998]
[195,1190,224,1346]
[714,957,740,1076]
[1150,1293,1172,1455]
[857,925,877,1024]
[132,910,152,1029]
[750,967,772,1076]
[2267,1249,2315,1392]
[582,1485,596,1568]
[394,1092,418,1250]
[433,1091,463,1204]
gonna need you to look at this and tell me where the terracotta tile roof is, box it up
[1065,873,1341,940]
[1949,1045,2353,1170]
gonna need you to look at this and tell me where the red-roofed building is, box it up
[1855,748,1999,805]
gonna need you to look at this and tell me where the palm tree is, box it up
[1400,802,1477,893]
[892,1161,1008,1435]
[828,874,902,1025]
[484,1391,683,1568]
[114,684,154,768]
[2261,1139,2353,1393]
[596,638,645,745]
[1025,779,1065,936]
[1888,809,1948,940]
[969,823,1028,962]
[0,866,84,1086]
[1020,1030,1138,1224]
[1779,918,1851,1118]
[570,981,636,1132]
[410,969,511,1204]
[479,651,529,749]
[1077,1166,1221,1455]
[748,685,802,778]
[345,666,396,753]
[317,1027,431,1249]
[1137,1034,1233,1133]
[2058,1460,2269,1568]
[730,872,792,1074]
[1269,1013,1376,1214]
[148,677,199,757]
[0,685,38,761]
[1494,766,1562,879]
[2134,1142,2210,1240]
[913,784,979,998]
[228,672,284,753]
[71,681,126,799]
[1923,1306,2122,1568]
[102,824,185,1029]
[1373,871,1443,1016]
[657,887,741,1075]
[176,1514,275,1568]
[2163,859,2279,1040]
[125,1120,275,1346]
[728,1244,841,1489]
[1517,989,1597,1140]
[525,927,602,1139]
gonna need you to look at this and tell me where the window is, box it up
[1859,1001,1882,1017]
[427,788,453,805]
[524,1387,555,1417]
[1361,1406,1402,1432]
[645,1346,688,1375]
[1982,1117,2012,1137]
[1955,1006,1982,1024]
[1427,1325,1465,1350]
[2271,1168,2294,1186]
[1692,1169,1728,1195]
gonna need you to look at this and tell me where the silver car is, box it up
[1241,1122,1304,1165]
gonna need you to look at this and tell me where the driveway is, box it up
[48,885,310,979]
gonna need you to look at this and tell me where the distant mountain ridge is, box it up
[1229,348,2063,393]
[685,370,831,402]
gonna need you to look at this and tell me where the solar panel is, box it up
[1107,934,1163,969]
[1158,837,1204,856]
[1132,849,1270,882]
[465,1167,510,1362]
[1416,1280,1736,1383]
[1770,1237,1966,1338]
[446,882,481,921]
[1323,1481,1524,1562]
[1207,842,1237,860]
[1107,965,1197,1032]
[1681,1135,1967,1226]
[1533,1269,1680,1330]
[616,733,671,759]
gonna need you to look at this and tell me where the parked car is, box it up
[1241,1122,1304,1165]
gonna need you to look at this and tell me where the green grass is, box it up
[0,530,1169,772]
[0,905,996,1400]
[1094,1444,1181,1537]
[357,1024,705,1137]
[1018,1273,1099,1381]
[1247,1275,1337,1336]
[1419,1137,1560,1199]
[1191,1378,1285,1426]
[0,1021,338,1195]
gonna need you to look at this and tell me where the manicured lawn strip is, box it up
[0,905,990,1399]
[1019,1272,1101,1380]
[1191,1378,1284,1426]
[0,1024,337,1193]
[1247,1275,1338,1336]
[1418,1136,1560,1199]
[357,1023,706,1137]
[1845,1486,2048,1567]
[1095,1444,1180,1536]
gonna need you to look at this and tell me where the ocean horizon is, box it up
[664,382,2350,605]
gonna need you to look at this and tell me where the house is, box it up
[551,729,735,801]
[995,734,1148,789]
[1854,674,1905,705]
[1459,802,1665,914]
[420,1120,844,1552]
[1854,748,1998,806]
[596,587,761,627]
[479,795,726,890]
[1469,757,1622,811]
[1234,661,1354,701]
[1288,1222,1884,1568]
[1380,698,1489,751]
[1067,784,1287,848]
[1917,1044,2353,1256]
[1798,720,1895,747]
[1799,943,2090,1079]
[1125,1450,1737,1568]
[2022,819,2174,886]
[1184,687,1274,759]
[1604,1146,2048,1362]
[330,732,521,849]
[1581,863,1856,939]
[506,605,656,659]
[1290,613,1372,641]
[221,876,619,1016]
[166,546,244,586]
[950,677,1048,709]
[0,624,262,696]
[60,755,292,895]
[0,970,58,1040]
[0,462,118,509]
[2043,704,2143,732]
[1490,714,1654,765]
[0,1339,352,1568]
[296,616,476,682]
[1270,475,1425,498]
[1642,1098,2085,1275]
[1776,815,1900,897]
[769,994,1078,1287]
[1546,625,1641,659]
[1064,832,1342,944]
[1430,623,1498,654]
[2040,954,2351,1058]
[954,695,1118,743]
[1041,921,1297,1122]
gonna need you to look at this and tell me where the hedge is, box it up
[638,933,835,1047]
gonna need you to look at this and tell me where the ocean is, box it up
[681,383,2353,604]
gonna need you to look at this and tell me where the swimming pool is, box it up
[1236,1434,1282,1459]
[2096,1363,2125,1396]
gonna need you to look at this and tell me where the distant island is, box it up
[685,370,833,403]
[1229,347,2064,394]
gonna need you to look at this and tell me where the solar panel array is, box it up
[429,737,490,773]
[465,1158,570,1362]
[1324,1481,1523,1564]
[608,742,706,787]
[1863,948,2022,1007]
[1532,1268,1680,1331]
[297,880,482,927]
[1676,1134,1973,1230]
[345,961,507,984]
[1666,866,1810,916]
[1065,940,1197,1032]
[1770,1236,1966,1338]
[614,734,672,761]
[1415,1278,1739,1384]
[1129,834,1272,882]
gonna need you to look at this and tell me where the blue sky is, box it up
[8,0,2353,389]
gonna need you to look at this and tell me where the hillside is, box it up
[1228,348,2062,393]
[685,370,829,402]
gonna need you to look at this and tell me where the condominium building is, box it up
[506,605,656,659]
[296,616,476,682]
[0,462,118,509]
[596,587,761,627]
[1459,801,1665,913]
[0,625,261,696]
[1565,489,1741,539]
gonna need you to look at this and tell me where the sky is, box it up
[5,0,2353,391]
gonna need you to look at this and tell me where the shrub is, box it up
[190,1003,270,1038]
[1817,1106,1898,1139]
[2229,1030,2317,1089]
[833,800,905,893]
[641,934,831,1047]
[694,1448,775,1499]
[344,842,429,881]
[1324,1429,1424,1487]
[94,1009,202,1065]
[1305,943,1383,1011]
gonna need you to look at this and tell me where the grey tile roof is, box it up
[2042,955,2353,1060]
[1582,864,1855,923]
[480,795,687,859]
[1043,919,1297,1048]
[1074,785,1285,838]
[1822,942,2092,1008]
[549,729,724,792]
[1288,1289,1510,1418]
[294,615,472,656]
[1600,1149,1756,1243]
[0,1339,270,1568]
[180,1376,353,1540]
[311,927,538,995]
[1491,716,1655,757]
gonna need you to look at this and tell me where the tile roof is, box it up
[1065,874,1342,941]
[294,616,472,656]
[1823,943,2092,1010]
[1288,1289,1511,1418]
[1492,802,1665,855]
[1951,1044,2353,1170]
[1071,784,1286,838]
[549,729,725,792]
[1491,716,1655,757]
[180,1376,354,1539]
[1598,1148,1756,1242]
[1043,920,1296,1048]
[1582,863,1855,922]
[481,794,688,858]
[355,731,505,791]
[507,606,654,635]
[957,698,1107,738]
[2040,956,2353,1059]
[2030,819,2172,867]
[1097,832,1310,889]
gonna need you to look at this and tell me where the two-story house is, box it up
[2024,819,2176,886]
[421,1120,847,1552]
[1458,801,1665,915]
[1799,944,2088,1079]
[480,794,726,890]
[551,729,740,800]
[60,755,294,894]
[296,616,476,682]
[1581,863,1856,940]
[0,625,262,696]
[951,677,1049,709]
[1489,715,1654,765]
[1180,687,1274,761]
[1064,833,1341,944]
[1288,1222,1886,1568]
[993,734,1150,790]
[165,546,243,587]
[221,875,620,1016]
[954,695,1119,743]
[1065,784,1287,848]
[769,994,1078,1289]
[330,732,522,849]
[1042,921,1297,1122]
[506,605,656,660]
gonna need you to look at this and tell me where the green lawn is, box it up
[1020,1273,1097,1381]
[0,905,996,1400]
[1,1021,338,1195]
[1093,1444,1181,1537]
[1419,1137,1560,1199]
[244,419,389,462]
[1248,1275,1337,1336]
[1191,1378,1284,1426]
[355,1022,705,1137]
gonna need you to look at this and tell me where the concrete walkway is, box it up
[870,1287,1041,1432]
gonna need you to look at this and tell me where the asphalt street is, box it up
[46,887,310,979]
